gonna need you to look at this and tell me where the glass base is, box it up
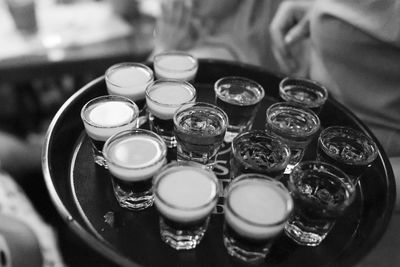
[223,234,269,263]
[159,217,209,250]
[112,180,154,211]
[284,222,327,247]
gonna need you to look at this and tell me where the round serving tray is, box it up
[42,59,395,267]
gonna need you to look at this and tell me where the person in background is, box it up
[0,166,65,267]
[269,0,400,266]
[152,0,282,72]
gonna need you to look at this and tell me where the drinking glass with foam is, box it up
[103,129,167,210]
[153,51,198,82]
[105,62,154,126]
[81,95,139,168]
[153,162,220,250]
[223,173,293,263]
[146,79,196,147]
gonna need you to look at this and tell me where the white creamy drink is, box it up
[223,174,293,262]
[153,163,219,250]
[225,179,292,240]
[146,82,196,120]
[102,129,167,210]
[106,135,166,181]
[106,63,154,101]
[155,167,218,223]
[154,52,198,81]
[83,100,137,141]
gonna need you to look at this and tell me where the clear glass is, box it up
[317,126,378,184]
[223,173,293,263]
[279,77,328,114]
[214,76,265,142]
[153,51,198,82]
[173,102,228,169]
[284,161,356,246]
[80,95,139,168]
[105,62,154,126]
[153,161,219,250]
[146,79,197,147]
[103,129,167,210]
[265,102,320,174]
[230,130,290,180]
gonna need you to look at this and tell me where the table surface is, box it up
[42,59,396,267]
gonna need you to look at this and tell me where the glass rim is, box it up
[145,79,197,108]
[266,102,321,137]
[173,101,229,132]
[318,126,379,165]
[231,130,290,171]
[105,62,154,88]
[102,129,167,170]
[153,162,220,211]
[289,160,356,206]
[153,51,199,73]
[80,95,139,129]
[225,173,293,227]
[279,76,328,102]
[214,76,265,106]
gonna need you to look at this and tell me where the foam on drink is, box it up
[106,135,166,182]
[106,64,154,101]
[83,101,137,141]
[225,179,292,240]
[146,83,196,120]
[155,167,218,223]
[154,53,198,81]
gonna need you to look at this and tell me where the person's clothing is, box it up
[309,0,400,157]
[0,171,65,267]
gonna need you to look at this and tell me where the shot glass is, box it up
[223,173,293,263]
[214,76,265,142]
[265,102,320,174]
[279,77,328,114]
[146,79,196,147]
[317,126,378,184]
[103,129,167,210]
[230,130,290,180]
[173,102,228,169]
[284,161,356,246]
[153,162,220,250]
[81,95,139,168]
[153,51,199,82]
[105,62,154,126]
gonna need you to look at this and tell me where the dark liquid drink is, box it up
[214,77,264,141]
[174,103,227,166]
[317,126,378,182]
[230,130,290,179]
[284,161,355,246]
[279,77,328,114]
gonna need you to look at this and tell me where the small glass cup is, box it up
[223,173,293,263]
[317,126,378,184]
[230,130,290,180]
[153,51,198,82]
[284,161,356,246]
[279,77,328,114]
[146,79,197,147]
[214,76,265,142]
[103,129,167,210]
[173,102,228,169]
[265,102,320,174]
[105,62,154,126]
[153,161,220,250]
[81,95,139,168]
